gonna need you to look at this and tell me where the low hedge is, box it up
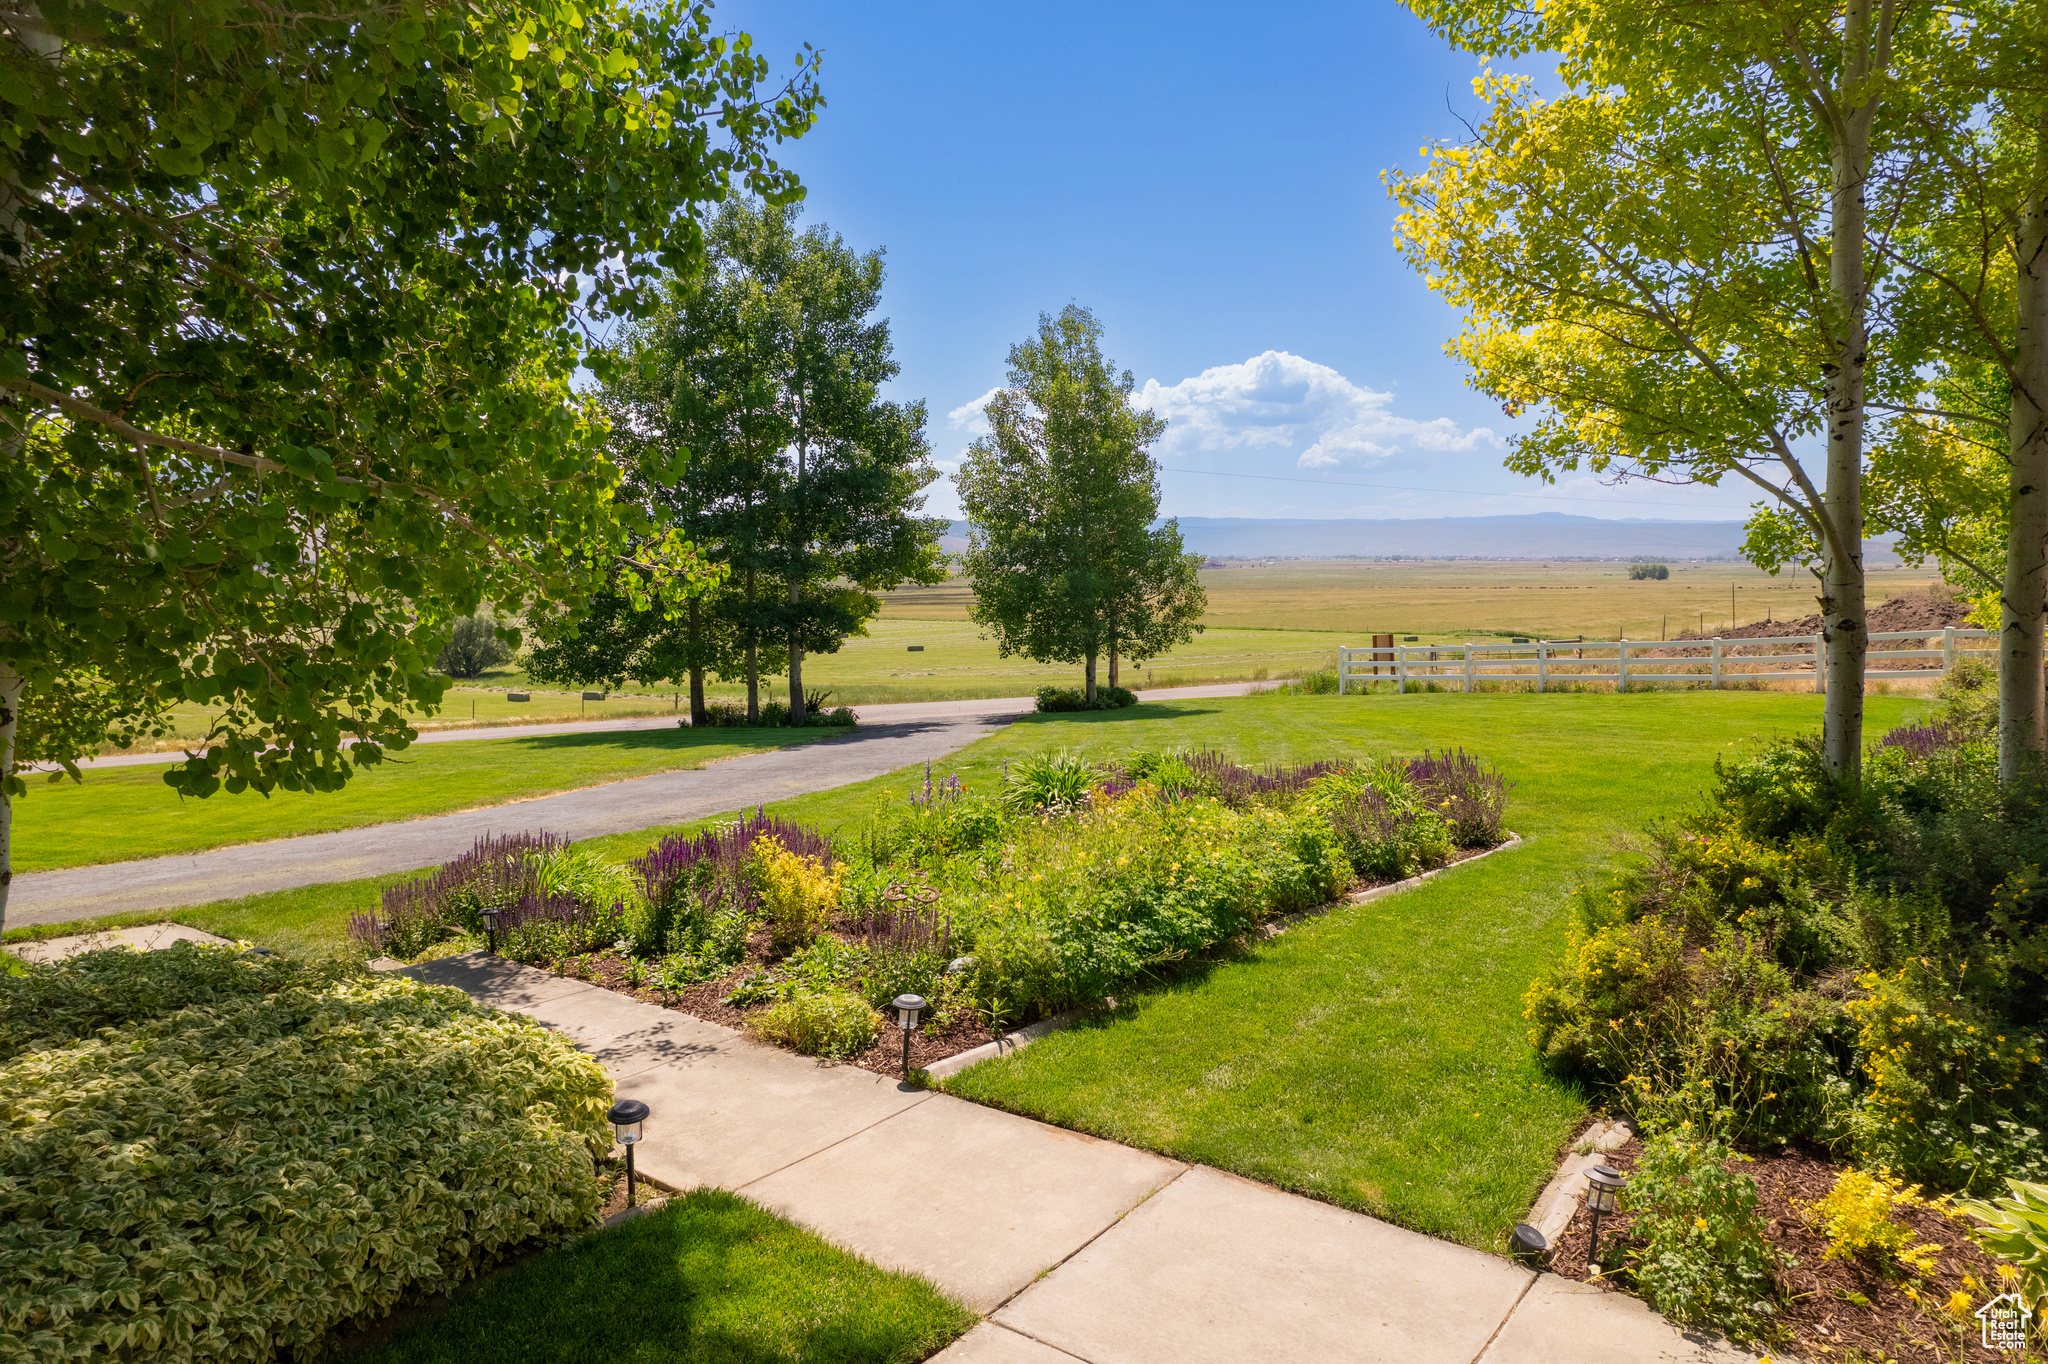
[0,949,612,1364]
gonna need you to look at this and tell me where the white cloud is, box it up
[1134,351,1496,469]
[946,386,1003,436]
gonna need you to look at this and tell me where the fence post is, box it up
[1814,633,1825,694]
[1464,644,1474,694]
[1942,626,1955,674]
[1338,646,1348,696]
[1397,645,1407,695]
[1537,640,1547,693]
[1711,637,1722,690]
[1618,639,1629,693]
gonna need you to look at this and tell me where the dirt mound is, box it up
[1671,592,1974,643]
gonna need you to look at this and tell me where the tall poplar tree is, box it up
[957,306,1205,701]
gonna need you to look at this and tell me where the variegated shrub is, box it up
[0,957,611,1363]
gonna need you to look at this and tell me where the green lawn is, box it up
[18,725,827,874]
[11,690,1928,1254]
[347,1190,974,1364]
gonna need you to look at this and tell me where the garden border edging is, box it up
[926,832,1525,1082]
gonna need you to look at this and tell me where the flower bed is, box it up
[356,745,1514,1077]
[1520,665,2048,1354]
[1546,1130,2041,1363]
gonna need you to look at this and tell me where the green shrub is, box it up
[754,836,847,955]
[1624,1129,1785,1345]
[1033,684,1137,712]
[1527,725,2048,1184]
[963,795,1346,1014]
[745,986,882,1059]
[0,957,610,1363]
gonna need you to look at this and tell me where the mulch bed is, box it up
[1547,1134,2037,1362]
[544,851,1507,1079]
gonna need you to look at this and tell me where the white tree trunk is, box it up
[1819,0,1874,782]
[2002,110,2048,783]
[0,662,20,937]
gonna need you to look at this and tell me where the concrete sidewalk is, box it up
[403,952,1760,1364]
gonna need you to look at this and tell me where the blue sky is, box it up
[715,0,1755,524]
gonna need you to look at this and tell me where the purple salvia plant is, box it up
[1180,750,1346,807]
[631,807,836,917]
[1404,748,1508,847]
[1877,722,1960,757]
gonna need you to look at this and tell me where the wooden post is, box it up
[1712,638,1722,690]
[1942,625,1955,674]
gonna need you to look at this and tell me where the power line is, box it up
[1157,464,1754,514]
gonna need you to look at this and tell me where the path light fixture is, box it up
[892,994,927,1080]
[1509,1222,1548,1262]
[1584,1164,1626,1273]
[607,1098,649,1208]
[480,906,501,956]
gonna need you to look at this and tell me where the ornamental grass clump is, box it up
[0,950,610,1364]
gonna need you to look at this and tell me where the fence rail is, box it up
[1336,627,1994,695]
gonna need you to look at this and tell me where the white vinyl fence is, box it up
[1336,627,1994,695]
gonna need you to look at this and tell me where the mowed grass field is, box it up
[885,557,1940,640]
[111,558,1945,750]
[15,689,1926,1250]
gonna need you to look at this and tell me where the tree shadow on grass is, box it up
[1007,703,1222,729]
[346,1190,972,1364]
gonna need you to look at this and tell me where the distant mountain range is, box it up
[941,513,1899,563]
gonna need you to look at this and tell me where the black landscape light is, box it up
[480,906,501,955]
[892,994,927,1080]
[607,1098,649,1208]
[1509,1222,1548,1262]
[1584,1164,1626,1272]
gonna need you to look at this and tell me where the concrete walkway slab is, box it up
[400,952,592,1012]
[496,979,741,1077]
[743,1093,1184,1314]
[4,921,230,964]
[995,1164,1533,1364]
[611,1049,932,1193]
[929,1323,1091,1363]
[1478,1275,1762,1363]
